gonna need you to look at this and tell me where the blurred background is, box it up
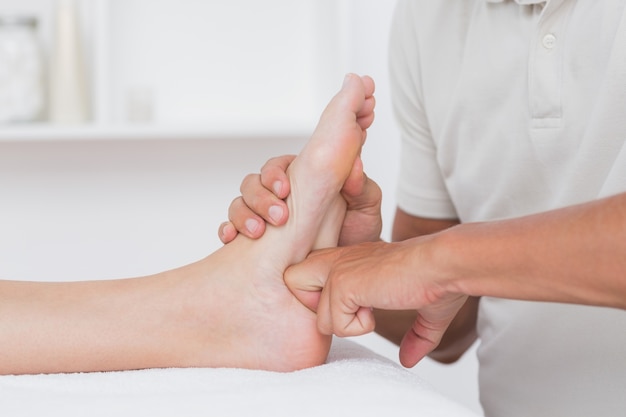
[0,0,480,413]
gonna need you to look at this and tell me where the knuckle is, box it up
[240,173,260,193]
[228,197,252,226]
[228,196,244,214]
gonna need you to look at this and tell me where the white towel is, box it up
[0,338,479,417]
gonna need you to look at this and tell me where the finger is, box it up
[317,267,376,337]
[341,158,382,207]
[343,172,382,212]
[260,155,295,200]
[398,315,448,368]
[284,250,334,312]
[240,173,289,227]
[317,290,376,337]
[290,285,322,314]
[227,196,266,239]
[286,246,377,337]
[218,221,237,244]
[321,296,376,338]
[341,156,366,198]
[339,164,383,247]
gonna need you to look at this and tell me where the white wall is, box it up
[0,138,305,280]
[0,0,481,414]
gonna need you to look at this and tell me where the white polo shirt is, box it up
[390,0,626,416]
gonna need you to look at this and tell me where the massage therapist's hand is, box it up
[284,237,468,368]
[219,154,383,246]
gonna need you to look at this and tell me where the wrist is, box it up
[432,220,534,302]
[426,223,493,298]
[398,230,468,302]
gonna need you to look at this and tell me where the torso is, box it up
[390,1,626,415]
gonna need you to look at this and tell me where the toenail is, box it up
[269,205,284,224]
[245,218,260,234]
[343,73,352,87]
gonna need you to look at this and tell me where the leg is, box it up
[0,75,375,374]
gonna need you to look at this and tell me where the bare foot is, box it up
[187,74,375,371]
[0,75,374,375]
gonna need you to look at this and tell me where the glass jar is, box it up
[0,16,45,123]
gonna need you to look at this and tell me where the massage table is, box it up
[0,338,479,416]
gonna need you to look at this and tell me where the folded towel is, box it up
[0,338,478,417]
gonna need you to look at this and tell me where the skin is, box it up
[0,73,375,375]
[221,157,383,248]
[221,158,474,364]
[384,209,478,364]
[223,148,626,368]
[284,191,626,367]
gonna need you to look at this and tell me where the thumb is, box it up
[341,156,365,199]
[398,295,468,367]
[284,249,335,312]
[398,318,448,368]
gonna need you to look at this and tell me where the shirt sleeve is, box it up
[389,0,458,220]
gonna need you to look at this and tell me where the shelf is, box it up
[0,0,350,142]
[0,122,314,142]
[90,0,348,128]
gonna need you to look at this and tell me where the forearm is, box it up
[438,193,626,309]
[0,270,197,374]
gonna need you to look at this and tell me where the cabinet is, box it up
[0,0,350,141]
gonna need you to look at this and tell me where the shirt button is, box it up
[542,33,557,49]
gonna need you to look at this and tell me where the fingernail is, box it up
[273,181,283,196]
[245,218,259,234]
[221,223,234,239]
[269,205,284,224]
